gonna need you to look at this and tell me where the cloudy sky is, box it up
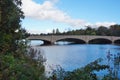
[21,0,120,34]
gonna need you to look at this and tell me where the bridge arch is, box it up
[55,38,86,44]
[114,39,120,44]
[88,38,112,44]
[42,40,52,45]
[28,39,52,45]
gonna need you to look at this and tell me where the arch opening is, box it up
[28,39,52,46]
[114,39,120,44]
[43,40,53,45]
[29,40,44,46]
[55,38,86,45]
[88,38,112,44]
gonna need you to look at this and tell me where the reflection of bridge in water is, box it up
[27,35,120,45]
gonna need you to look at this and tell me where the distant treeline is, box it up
[31,24,120,36]
[62,24,120,36]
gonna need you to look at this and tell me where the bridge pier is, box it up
[111,41,114,45]
[85,40,89,44]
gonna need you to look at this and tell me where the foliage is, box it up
[48,65,66,80]
[105,51,120,80]
[38,24,120,37]
[61,24,120,36]
[102,74,118,80]
[0,0,28,54]
[64,58,109,80]
[96,26,110,36]
[47,51,120,80]
[109,24,120,36]
[47,58,109,80]
[1,0,120,80]
[52,28,61,35]
[0,47,46,80]
[0,0,45,80]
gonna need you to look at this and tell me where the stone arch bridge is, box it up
[27,35,120,45]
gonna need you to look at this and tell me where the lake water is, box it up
[30,41,120,77]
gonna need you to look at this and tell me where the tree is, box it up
[109,24,120,36]
[0,0,46,80]
[52,29,55,34]
[85,26,96,35]
[56,28,60,34]
[96,26,110,36]
[0,0,25,54]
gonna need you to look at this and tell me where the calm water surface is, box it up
[30,41,120,72]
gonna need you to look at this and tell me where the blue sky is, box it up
[22,0,120,34]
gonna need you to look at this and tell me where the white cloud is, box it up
[94,22,116,27]
[85,22,116,28]
[27,29,52,34]
[22,0,117,34]
[22,0,86,27]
